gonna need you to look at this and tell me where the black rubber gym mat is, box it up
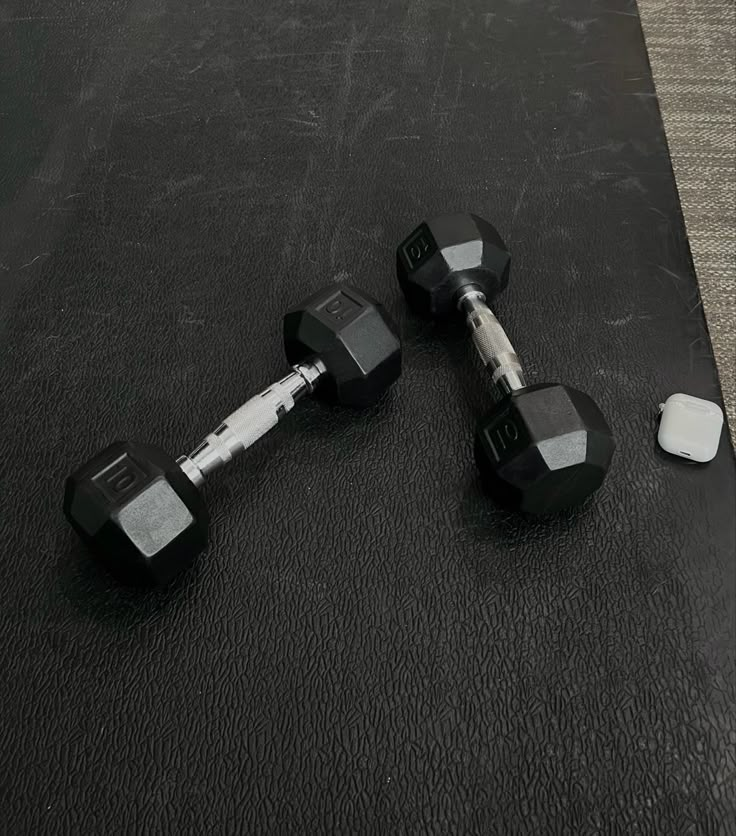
[1,1,734,831]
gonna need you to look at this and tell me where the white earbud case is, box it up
[658,393,724,462]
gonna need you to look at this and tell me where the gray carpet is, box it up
[639,0,736,428]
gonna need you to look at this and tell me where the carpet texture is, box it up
[639,0,736,427]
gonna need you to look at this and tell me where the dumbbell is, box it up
[396,213,615,513]
[63,283,402,585]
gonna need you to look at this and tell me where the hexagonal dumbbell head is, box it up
[63,441,209,585]
[474,384,615,514]
[283,283,402,408]
[396,213,511,319]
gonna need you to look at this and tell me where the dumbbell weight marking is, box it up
[95,457,145,499]
[483,419,524,464]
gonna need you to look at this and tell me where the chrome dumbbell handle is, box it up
[177,359,326,487]
[457,289,526,396]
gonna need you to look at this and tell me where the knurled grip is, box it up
[467,308,524,387]
[179,363,324,485]
[469,309,515,362]
[216,383,295,459]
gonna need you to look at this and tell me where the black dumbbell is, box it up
[64,283,402,585]
[396,213,615,514]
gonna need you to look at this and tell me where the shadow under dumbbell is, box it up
[411,315,500,421]
[56,531,199,625]
[456,473,588,591]
[447,338,505,417]
[289,385,401,439]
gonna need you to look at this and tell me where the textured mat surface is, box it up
[1,1,734,833]
[640,0,736,424]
